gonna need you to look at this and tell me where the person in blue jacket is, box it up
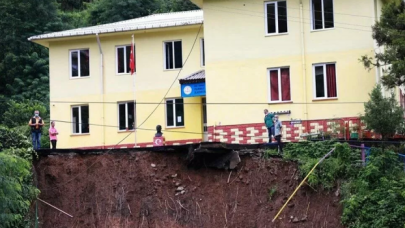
[264,109,275,143]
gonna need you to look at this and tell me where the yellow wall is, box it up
[49,26,205,148]
[202,0,379,125]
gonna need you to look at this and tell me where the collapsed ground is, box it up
[33,147,342,228]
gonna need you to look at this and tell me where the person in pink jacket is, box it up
[49,121,59,150]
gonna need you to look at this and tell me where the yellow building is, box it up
[30,0,386,148]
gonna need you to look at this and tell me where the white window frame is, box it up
[310,0,335,31]
[69,49,90,78]
[312,62,338,100]
[71,105,89,134]
[115,45,133,75]
[165,98,184,128]
[163,40,182,70]
[200,38,205,67]
[117,101,135,131]
[264,1,288,36]
[267,67,292,103]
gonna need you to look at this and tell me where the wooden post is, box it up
[361,143,366,167]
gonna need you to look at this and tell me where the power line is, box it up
[211,5,373,29]
[49,101,368,105]
[218,0,379,19]
[203,7,372,33]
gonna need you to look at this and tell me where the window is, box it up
[164,41,182,69]
[118,102,135,131]
[313,63,337,99]
[265,1,288,35]
[311,0,334,30]
[116,45,135,74]
[201,38,205,67]
[70,49,90,78]
[166,99,184,127]
[72,105,89,134]
[268,67,291,102]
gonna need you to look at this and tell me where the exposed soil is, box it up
[33,151,343,228]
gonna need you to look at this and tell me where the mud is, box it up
[33,151,343,228]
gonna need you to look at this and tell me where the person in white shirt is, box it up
[273,115,283,154]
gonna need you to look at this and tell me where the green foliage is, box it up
[268,186,277,201]
[281,140,405,227]
[263,149,279,159]
[87,0,160,25]
[0,153,39,228]
[283,141,360,189]
[341,148,405,228]
[155,0,199,13]
[3,100,48,129]
[360,0,405,88]
[0,126,39,227]
[361,84,403,139]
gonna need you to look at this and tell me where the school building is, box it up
[29,0,393,149]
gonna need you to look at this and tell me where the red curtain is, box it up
[281,68,291,101]
[326,64,337,98]
[270,70,279,101]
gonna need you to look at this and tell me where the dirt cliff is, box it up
[33,150,343,228]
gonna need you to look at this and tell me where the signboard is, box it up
[181,82,206,98]
[290,119,302,125]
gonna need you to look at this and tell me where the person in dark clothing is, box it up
[28,110,45,150]
[264,109,275,143]
[155,125,163,137]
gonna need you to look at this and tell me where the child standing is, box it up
[49,121,58,150]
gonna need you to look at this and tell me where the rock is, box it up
[244,167,250,173]
[181,190,186,195]
[171,174,177,178]
[135,157,139,161]
[301,216,307,222]
[151,163,156,168]
[288,203,295,208]
[176,186,185,192]
[175,192,181,196]
[238,175,243,180]
[292,217,300,223]
[175,182,181,187]
[335,188,340,197]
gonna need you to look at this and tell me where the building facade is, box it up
[30,0,387,149]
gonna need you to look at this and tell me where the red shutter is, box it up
[281,68,291,101]
[270,70,279,101]
[326,64,337,98]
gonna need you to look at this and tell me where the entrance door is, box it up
[202,97,208,141]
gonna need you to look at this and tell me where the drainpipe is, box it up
[96,33,105,149]
[373,0,382,93]
[299,0,309,132]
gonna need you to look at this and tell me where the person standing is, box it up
[274,115,283,154]
[49,121,58,150]
[29,110,45,150]
[264,109,275,143]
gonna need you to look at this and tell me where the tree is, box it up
[0,126,39,228]
[156,0,199,13]
[0,0,65,104]
[360,0,405,88]
[361,84,404,139]
[87,0,160,25]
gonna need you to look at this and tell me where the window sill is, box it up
[312,98,338,102]
[163,68,181,72]
[310,28,335,33]
[118,130,135,133]
[268,101,293,104]
[70,76,90,80]
[165,126,185,130]
[70,133,90,136]
[265,32,289,37]
[116,73,136,76]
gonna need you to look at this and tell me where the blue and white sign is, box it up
[181,82,206,97]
